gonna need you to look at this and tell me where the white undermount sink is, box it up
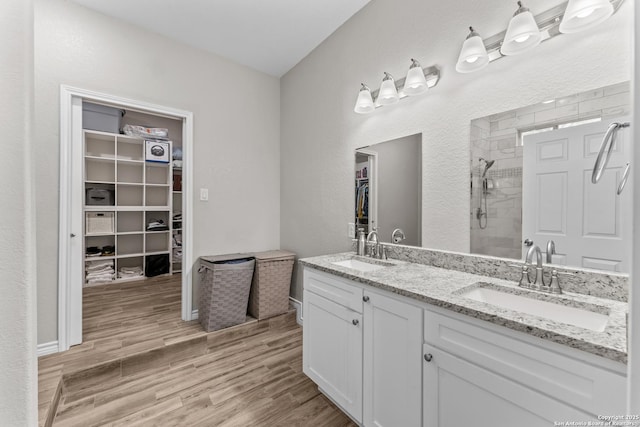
[460,285,609,332]
[332,258,388,273]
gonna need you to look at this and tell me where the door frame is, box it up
[356,149,378,233]
[58,85,195,352]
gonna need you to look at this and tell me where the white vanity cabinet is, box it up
[302,268,423,426]
[302,266,627,427]
[422,310,627,427]
[363,290,422,427]
[302,269,364,423]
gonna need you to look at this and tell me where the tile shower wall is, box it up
[470,81,631,260]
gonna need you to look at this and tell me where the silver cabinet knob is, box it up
[352,319,359,326]
[523,239,533,246]
[363,296,370,302]
[70,233,76,238]
[424,353,433,362]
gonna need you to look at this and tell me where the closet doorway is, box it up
[58,86,194,352]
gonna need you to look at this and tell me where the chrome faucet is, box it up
[524,245,545,289]
[517,243,562,294]
[366,230,379,258]
[546,240,556,264]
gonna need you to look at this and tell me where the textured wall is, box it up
[0,0,38,423]
[281,0,633,300]
[35,0,281,344]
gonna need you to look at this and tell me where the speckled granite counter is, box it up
[299,252,628,364]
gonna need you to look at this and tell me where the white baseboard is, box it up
[191,309,198,320]
[289,297,303,325]
[37,341,59,357]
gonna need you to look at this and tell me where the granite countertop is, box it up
[299,252,628,364]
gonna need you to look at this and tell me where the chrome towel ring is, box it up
[591,122,630,184]
[617,162,630,195]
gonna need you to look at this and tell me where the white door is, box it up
[363,291,422,427]
[522,119,632,272]
[302,290,363,423]
[422,344,593,427]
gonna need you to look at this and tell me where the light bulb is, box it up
[515,35,530,43]
[466,56,479,63]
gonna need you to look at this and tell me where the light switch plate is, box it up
[348,222,356,238]
[200,188,209,201]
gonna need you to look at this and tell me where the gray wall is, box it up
[280,0,632,301]
[0,0,38,423]
[369,134,421,246]
[35,0,281,344]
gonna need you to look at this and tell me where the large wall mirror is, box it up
[353,83,631,276]
[470,81,632,273]
[355,133,422,246]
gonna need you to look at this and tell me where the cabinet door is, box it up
[363,291,422,427]
[422,344,594,427]
[303,290,363,423]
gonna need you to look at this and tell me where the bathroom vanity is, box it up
[300,251,628,427]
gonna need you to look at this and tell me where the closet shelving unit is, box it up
[83,129,173,284]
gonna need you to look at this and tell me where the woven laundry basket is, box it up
[198,254,255,332]
[248,250,296,320]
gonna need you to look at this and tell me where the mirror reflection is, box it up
[355,134,422,246]
[470,81,632,273]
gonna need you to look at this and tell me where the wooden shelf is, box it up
[84,255,115,262]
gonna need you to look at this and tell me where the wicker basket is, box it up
[198,255,255,332]
[248,250,295,320]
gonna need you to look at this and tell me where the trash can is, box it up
[198,254,255,332]
[248,250,296,320]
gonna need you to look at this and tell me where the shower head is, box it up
[479,157,495,177]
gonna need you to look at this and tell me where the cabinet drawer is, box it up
[424,310,626,416]
[304,268,363,313]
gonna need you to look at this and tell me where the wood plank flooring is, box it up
[38,275,356,426]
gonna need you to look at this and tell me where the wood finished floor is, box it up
[39,274,356,427]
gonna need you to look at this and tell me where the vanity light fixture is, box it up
[455,27,489,73]
[501,1,542,56]
[455,0,624,73]
[403,59,429,95]
[378,72,400,105]
[559,0,614,33]
[353,59,441,114]
[354,84,375,114]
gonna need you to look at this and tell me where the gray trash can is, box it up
[198,254,255,332]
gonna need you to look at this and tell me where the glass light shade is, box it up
[559,0,614,33]
[501,10,542,55]
[354,85,375,114]
[378,75,399,105]
[403,64,428,96]
[456,34,489,73]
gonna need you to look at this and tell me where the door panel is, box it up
[422,344,594,427]
[364,292,422,427]
[522,118,631,272]
[302,290,363,422]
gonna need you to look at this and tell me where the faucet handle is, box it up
[549,269,562,294]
